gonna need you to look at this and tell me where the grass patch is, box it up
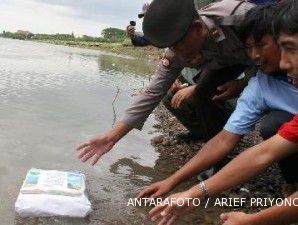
[34,39,163,61]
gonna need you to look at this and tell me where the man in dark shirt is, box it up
[126,1,151,47]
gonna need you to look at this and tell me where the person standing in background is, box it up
[126,0,152,47]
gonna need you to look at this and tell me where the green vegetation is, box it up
[1,30,34,40]
[101,27,126,42]
[0,29,163,60]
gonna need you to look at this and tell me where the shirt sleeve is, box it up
[120,52,183,130]
[278,115,298,143]
[224,76,266,135]
[131,35,151,47]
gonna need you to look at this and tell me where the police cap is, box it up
[143,0,196,48]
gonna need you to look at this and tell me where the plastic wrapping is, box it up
[15,168,92,217]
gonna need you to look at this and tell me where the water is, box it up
[0,38,224,225]
[0,38,160,224]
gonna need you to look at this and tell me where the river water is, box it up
[0,38,224,225]
[0,37,162,224]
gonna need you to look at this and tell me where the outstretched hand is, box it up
[149,191,195,225]
[76,134,115,166]
[137,178,176,199]
[220,212,254,225]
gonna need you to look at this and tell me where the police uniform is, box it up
[121,0,255,140]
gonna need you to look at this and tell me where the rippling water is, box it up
[0,38,160,224]
[0,38,154,101]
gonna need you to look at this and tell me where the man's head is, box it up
[143,0,208,63]
[170,20,208,64]
[239,4,281,74]
[273,0,298,86]
[138,0,153,18]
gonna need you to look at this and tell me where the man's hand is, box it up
[171,85,196,108]
[76,134,115,166]
[126,25,136,38]
[149,191,195,225]
[170,79,182,94]
[220,212,254,225]
[137,178,177,199]
[212,79,247,101]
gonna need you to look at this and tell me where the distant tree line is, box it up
[101,27,126,42]
[1,31,34,40]
[0,27,127,43]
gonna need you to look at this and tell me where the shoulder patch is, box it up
[162,49,175,67]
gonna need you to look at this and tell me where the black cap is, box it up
[143,0,196,48]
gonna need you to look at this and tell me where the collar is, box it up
[273,74,293,84]
[262,71,293,84]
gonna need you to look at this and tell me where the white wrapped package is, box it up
[15,193,91,217]
[15,168,92,218]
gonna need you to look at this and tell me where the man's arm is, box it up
[126,25,151,47]
[148,134,298,224]
[221,192,298,225]
[138,130,242,198]
[139,74,264,198]
[187,135,297,198]
[77,49,183,165]
[121,50,183,130]
[170,130,242,186]
[246,192,298,225]
[203,134,298,196]
[131,34,151,47]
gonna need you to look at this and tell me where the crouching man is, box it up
[139,4,298,224]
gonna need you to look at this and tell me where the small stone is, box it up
[204,215,215,224]
[153,124,162,129]
[162,139,171,146]
[170,140,178,145]
[240,188,250,193]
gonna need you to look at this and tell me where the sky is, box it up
[0,0,145,37]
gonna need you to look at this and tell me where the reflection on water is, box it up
[0,38,155,101]
[98,54,154,78]
[0,38,160,225]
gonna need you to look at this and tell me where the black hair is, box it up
[273,0,298,37]
[238,4,277,43]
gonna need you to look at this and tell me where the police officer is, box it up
[76,0,255,166]
[127,0,244,142]
[143,0,254,141]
